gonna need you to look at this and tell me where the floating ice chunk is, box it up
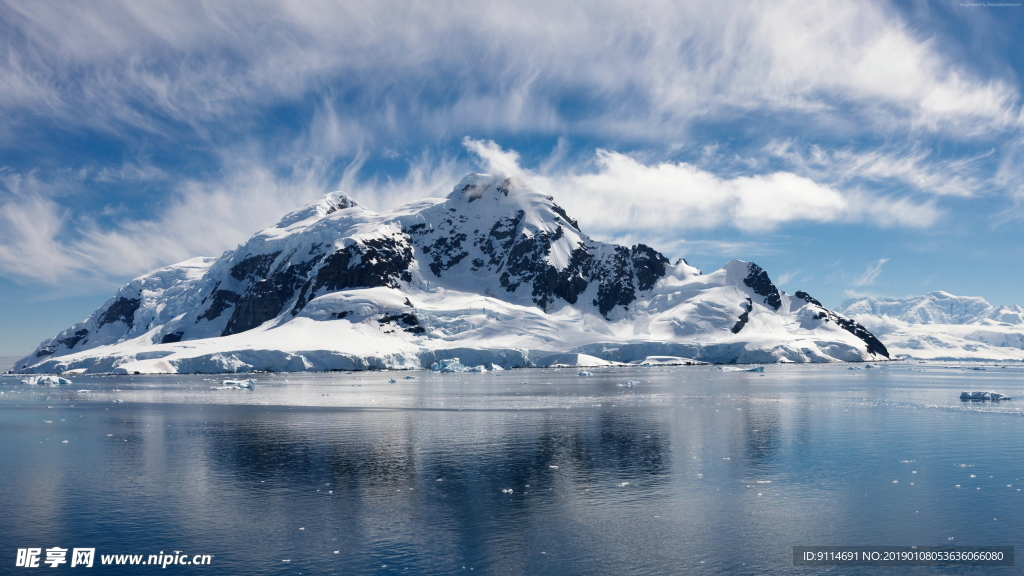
[431,358,469,372]
[222,379,255,390]
[960,391,1010,401]
[22,376,72,386]
[466,365,488,373]
[404,376,415,380]
[578,371,592,377]
[501,488,513,494]
[618,482,629,487]
[389,379,397,383]
[720,366,763,373]
[112,399,124,403]
[616,380,639,387]
[549,465,559,469]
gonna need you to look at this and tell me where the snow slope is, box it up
[836,292,1024,360]
[15,174,888,374]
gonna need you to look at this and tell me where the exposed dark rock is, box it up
[230,252,281,282]
[36,346,55,357]
[197,286,239,322]
[594,246,636,316]
[311,235,414,294]
[550,203,580,231]
[743,263,782,310]
[795,291,889,358]
[224,258,319,336]
[631,244,670,291]
[57,329,89,349]
[378,312,425,334]
[330,311,350,319]
[732,299,753,334]
[424,232,468,276]
[98,297,142,329]
[477,210,524,267]
[500,228,594,310]
[379,313,420,326]
[161,331,184,344]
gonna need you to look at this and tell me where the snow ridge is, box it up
[16,174,888,374]
[837,292,1024,360]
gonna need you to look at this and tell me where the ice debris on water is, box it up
[404,376,415,379]
[618,482,629,487]
[213,379,255,390]
[432,358,467,372]
[616,380,639,387]
[578,371,592,377]
[720,366,764,372]
[22,376,72,386]
[389,379,397,383]
[549,465,559,469]
[430,358,489,373]
[112,399,124,403]
[502,489,513,494]
[960,391,1011,401]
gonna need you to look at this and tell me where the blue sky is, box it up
[1,0,1024,358]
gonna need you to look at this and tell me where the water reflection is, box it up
[1,365,1023,575]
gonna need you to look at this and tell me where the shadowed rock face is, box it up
[98,297,142,329]
[743,263,782,310]
[16,174,892,372]
[795,291,889,358]
[732,299,753,334]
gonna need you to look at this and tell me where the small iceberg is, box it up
[22,375,72,386]
[578,371,592,377]
[388,378,397,383]
[960,391,1010,401]
[431,358,469,373]
[616,380,639,387]
[214,379,255,390]
[721,366,764,373]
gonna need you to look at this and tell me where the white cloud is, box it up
[466,139,942,238]
[765,140,992,198]
[852,258,890,287]
[0,0,1017,144]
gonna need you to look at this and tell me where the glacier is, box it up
[836,292,1024,361]
[14,173,888,374]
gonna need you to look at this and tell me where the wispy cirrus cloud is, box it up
[0,0,1017,146]
[852,258,891,287]
[465,138,942,239]
[0,0,1020,298]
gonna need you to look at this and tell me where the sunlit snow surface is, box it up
[1,362,1022,575]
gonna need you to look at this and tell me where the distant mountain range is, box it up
[836,292,1024,361]
[15,173,888,374]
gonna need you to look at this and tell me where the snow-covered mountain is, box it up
[836,292,1024,361]
[16,173,888,374]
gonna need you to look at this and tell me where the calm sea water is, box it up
[1,363,1022,575]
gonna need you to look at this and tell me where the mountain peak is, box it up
[17,175,890,374]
